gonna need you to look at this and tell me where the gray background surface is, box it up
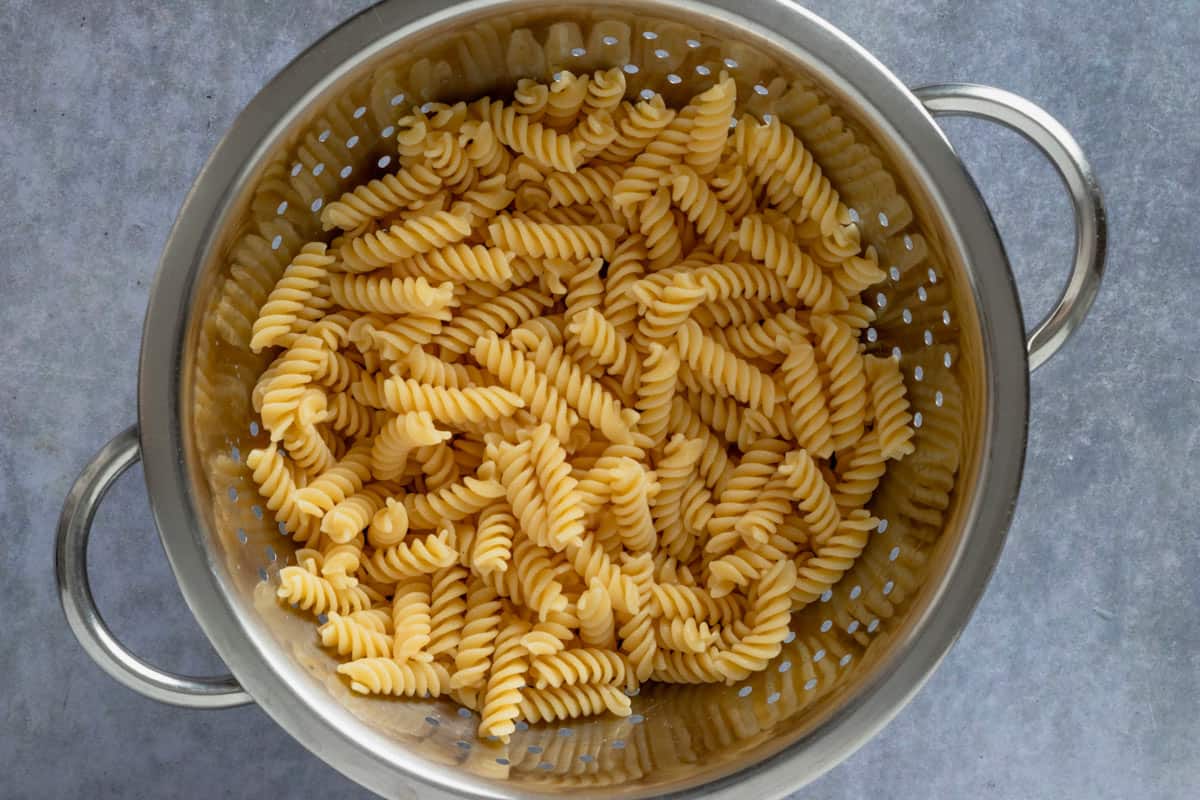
[2,0,1196,797]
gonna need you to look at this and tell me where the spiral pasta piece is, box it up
[458,119,511,176]
[612,108,694,211]
[715,559,797,682]
[450,577,502,690]
[277,566,370,616]
[474,96,582,173]
[404,474,505,530]
[246,447,319,542]
[676,319,777,416]
[710,159,756,222]
[652,435,709,560]
[426,565,469,659]
[319,164,442,232]
[566,307,638,391]
[524,339,638,445]
[647,584,744,625]
[423,130,476,194]
[685,75,736,176]
[656,617,718,654]
[639,186,683,272]
[792,510,877,608]
[519,683,631,724]
[547,163,622,208]
[339,210,473,273]
[394,244,514,285]
[812,314,867,452]
[450,174,516,228]
[545,70,590,131]
[319,612,393,660]
[432,286,553,357]
[830,430,886,514]
[470,332,578,442]
[669,165,739,259]
[778,334,835,458]
[864,355,915,460]
[369,410,450,480]
[391,574,433,663]
[362,526,458,582]
[512,537,569,620]
[349,312,447,361]
[735,115,859,252]
[577,578,617,649]
[250,243,335,353]
[618,609,657,683]
[487,215,618,261]
[260,335,326,441]
[524,424,587,550]
[633,277,708,344]
[738,215,845,313]
[512,79,549,121]
[479,619,531,741]
[293,439,374,518]
[600,95,676,162]
[624,342,677,450]
[584,67,626,116]
[605,458,656,554]
[571,109,618,162]
[321,483,389,544]
[337,658,445,697]
[354,375,524,425]
[651,648,726,684]
[368,497,409,549]
[778,448,840,543]
[329,274,454,316]
[531,648,626,689]
[472,501,516,576]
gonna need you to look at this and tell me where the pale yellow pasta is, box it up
[474,96,582,173]
[530,648,626,689]
[738,214,846,313]
[812,314,868,452]
[394,244,514,284]
[450,577,502,690]
[479,619,531,741]
[432,286,554,357]
[253,75,916,735]
[864,354,916,460]
[577,578,617,649]
[427,565,469,658]
[676,319,777,416]
[338,658,445,697]
[361,526,458,582]
[277,565,370,616]
[293,439,374,518]
[685,74,736,176]
[639,186,683,271]
[320,164,443,232]
[339,210,474,273]
[250,242,335,353]
[470,331,578,442]
[391,574,433,663]
[319,612,393,660]
[487,214,618,261]
[328,274,454,316]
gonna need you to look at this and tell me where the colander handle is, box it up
[914,83,1107,371]
[56,426,253,709]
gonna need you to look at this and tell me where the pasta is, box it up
[244,69,913,740]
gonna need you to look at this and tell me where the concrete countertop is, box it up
[2,1,1196,797]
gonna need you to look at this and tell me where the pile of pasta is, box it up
[244,67,915,742]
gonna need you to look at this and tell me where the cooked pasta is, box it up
[246,70,912,740]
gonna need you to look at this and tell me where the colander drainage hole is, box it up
[611,739,625,749]
[495,757,510,766]
[767,692,781,704]
[527,745,542,755]
[737,686,752,697]
[515,721,529,732]
[425,715,440,726]
[456,740,471,750]
[537,762,553,771]
[228,487,238,502]
[236,528,247,544]
[558,728,574,737]
[629,714,644,724]
[579,754,594,763]
[249,421,260,436]
[804,678,818,691]
[457,707,473,719]
[782,631,796,644]
[778,660,792,672]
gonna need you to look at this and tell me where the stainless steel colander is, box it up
[55,1,1105,797]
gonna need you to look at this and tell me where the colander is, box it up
[55,1,1106,797]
